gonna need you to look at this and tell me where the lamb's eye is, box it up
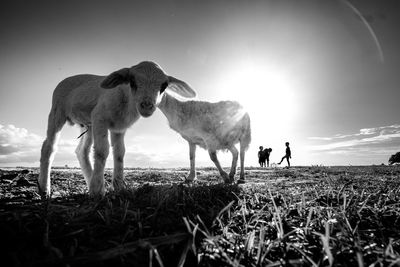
[160,82,168,93]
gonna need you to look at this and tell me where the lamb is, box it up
[38,61,195,196]
[158,91,251,183]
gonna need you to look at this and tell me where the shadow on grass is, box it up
[0,183,241,267]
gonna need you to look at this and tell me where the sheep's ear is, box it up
[167,76,197,98]
[101,68,130,89]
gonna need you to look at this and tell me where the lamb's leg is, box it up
[186,141,197,181]
[89,122,109,196]
[208,150,230,183]
[75,126,93,187]
[111,131,126,191]
[38,109,66,196]
[238,141,246,183]
[228,146,239,182]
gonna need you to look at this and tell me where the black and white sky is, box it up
[0,0,399,167]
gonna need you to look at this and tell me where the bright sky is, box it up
[0,0,399,167]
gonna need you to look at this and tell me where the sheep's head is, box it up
[101,61,196,117]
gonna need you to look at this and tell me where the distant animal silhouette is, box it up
[263,148,272,167]
[389,152,400,165]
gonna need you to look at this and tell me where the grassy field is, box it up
[1,166,400,266]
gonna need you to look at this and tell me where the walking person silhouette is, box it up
[278,142,291,167]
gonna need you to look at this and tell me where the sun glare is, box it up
[217,63,296,129]
[214,61,298,164]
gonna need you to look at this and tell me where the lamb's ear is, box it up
[167,76,197,98]
[101,68,130,89]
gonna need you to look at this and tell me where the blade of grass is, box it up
[268,188,284,239]
[212,200,235,227]
[313,221,333,267]
[41,233,190,265]
[291,245,318,267]
[177,239,191,267]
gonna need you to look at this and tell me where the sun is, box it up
[215,62,296,131]
[213,61,298,164]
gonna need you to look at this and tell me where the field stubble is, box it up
[1,166,400,266]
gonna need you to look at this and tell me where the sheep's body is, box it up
[54,75,139,131]
[38,61,195,196]
[158,93,251,182]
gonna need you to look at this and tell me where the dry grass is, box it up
[1,166,400,266]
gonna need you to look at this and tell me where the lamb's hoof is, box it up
[224,176,234,184]
[89,192,106,200]
[89,186,106,198]
[237,179,245,184]
[38,190,50,199]
[184,174,197,183]
[37,185,50,199]
[112,179,127,192]
[222,173,232,184]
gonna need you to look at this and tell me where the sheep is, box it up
[38,61,196,197]
[158,91,251,183]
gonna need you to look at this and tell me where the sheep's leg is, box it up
[208,150,230,183]
[38,109,66,196]
[75,126,93,187]
[186,142,197,182]
[228,146,239,182]
[238,142,246,182]
[90,122,109,196]
[111,131,126,191]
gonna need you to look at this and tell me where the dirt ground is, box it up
[1,166,399,266]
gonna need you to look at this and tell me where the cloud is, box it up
[0,124,77,165]
[0,144,20,155]
[308,124,400,156]
[0,124,42,148]
[309,125,400,142]
[0,124,43,164]
[307,137,333,141]
[0,124,192,168]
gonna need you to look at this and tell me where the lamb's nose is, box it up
[140,102,154,110]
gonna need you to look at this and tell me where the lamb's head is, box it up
[101,61,196,117]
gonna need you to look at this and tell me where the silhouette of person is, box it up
[278,142,291,167]
[258,146,266,167]
[263,148,272,167]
